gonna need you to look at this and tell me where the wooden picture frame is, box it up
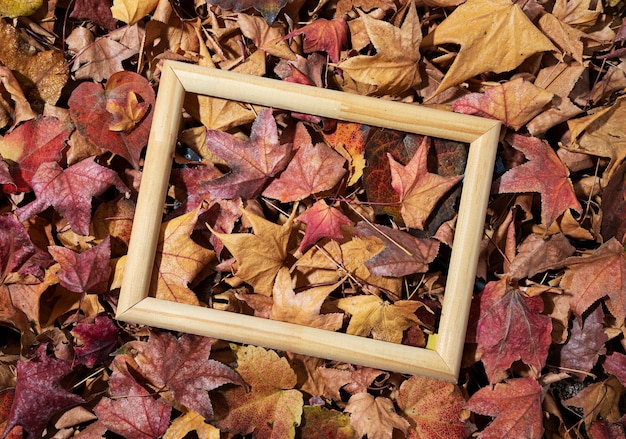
[116,60,501,382]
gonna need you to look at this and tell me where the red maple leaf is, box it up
[295,200,351,253]
[70,0,117,30]
[204,109,292,199]
[496,134,582,227]
[262,127,346,202]
[465,377,544,438]
[476,277,552,382]
[127,332,242,419]
[71,316,119,367]
[93,364,171,439]
[388,136,463,230]
[354,222,440,277]
[2,345,84,438]
[284,18,348,63]
[604,352,626,387]
[16,158,129,236]
[68,71,155,169]
[0,214,52,282]
[0,117,72,193]
[48,236,111,294]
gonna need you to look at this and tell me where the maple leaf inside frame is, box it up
[203,108,292,199]
[388,135,463,230]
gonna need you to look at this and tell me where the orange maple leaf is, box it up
[388,136,463,230]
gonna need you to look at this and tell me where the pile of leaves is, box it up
[1,0,626,437]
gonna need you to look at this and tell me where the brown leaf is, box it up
[338,1,421,95]
[0,66,36,129]
[421,0,556,94]
[507,233,575,280]
[344,393,410,439]
[564,376,625,429]
[237,13,296,60]
[110,0,159,25]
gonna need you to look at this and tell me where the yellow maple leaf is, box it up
[211,209,293,296]
[106,90,150,132]
[0,0,42,18]
[338,0,421,95]
[163,408,220,439]
[111,0,159,26]
[421,0,556,95]
[336,295,422,343]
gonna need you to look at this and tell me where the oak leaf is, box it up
[204,109,292,199]
[0,116,72,193]
[70,316,119,368]
[110,0,159,25]
[2,345,84,438]
[453,78,554,131]
[295,200,352,253]
[127,332,242,419]
[211,209,292,296]
[465,377,543,439]
[476,278,552,382]
[559,238,626,321]
[336,295,422,343]
[344,393,410,439]
[564,376,625,429]
[262,127,346,202]
[270,267,344,330]
[48,236,111,294]
[496,134,582,227]
[68,71,155,168]
[421,0,556,94]
[284,18,348,63]
[388,136,463,230]
[354,222,439,277]
[206,0,293,24]
[93,367,171,439]
[16,158,129,236]
[397,376,473,438]
[219,345,303,438]
[338,0,421,95]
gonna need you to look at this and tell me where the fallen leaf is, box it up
[421,0,556,94]
[204,109,292,199]
[559,238,626,321]
[106,90,150,132]
[344,392,410,439]
[322,121,370,186]
[397,376,473,438]
[68,71,155,168]
[388,136,463,229]
[295,200,352,253]
[354,222,440,277]
[2,345,84,438]
[263,125,346,202]
[0,66,36,129]
[0,214,52,283]
[317,365,384,401]
[556,304,607,381]
[70,316,119,368]
[219,345,303,438]
[0,0,42,18]
[270,267,344,330]
[70,0,118,31]
[564,376,625,429]
[211,209,292,296]
[284,18,348,63]
[127,332,242,419]
[163,409,220,439]
[48,236,111,294]
[16,158,129,236]
[300,406,357,439]
[604,352,626,387]
[0,116,73,193]
[465,377,544,439]
[237,13,296,60]
[110,0,159,25]
[453,78,553,131]
[496,134,582,227]
[476,278,552,382]
[0,389,21,439]
[336,295,422,343]
[601,159,626,243]
[338,0,421,95]
[93,366,171,439]
[507,233,575,280]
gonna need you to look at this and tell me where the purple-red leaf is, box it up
[16,158,128,236]
[2,345,84,438]
[48,236,111,293]
[296,200,351,253]
[284,18,348,63]
[0,214,52,282]
[71,316,119,367]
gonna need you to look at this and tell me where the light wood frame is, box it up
[116,60,501,382]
